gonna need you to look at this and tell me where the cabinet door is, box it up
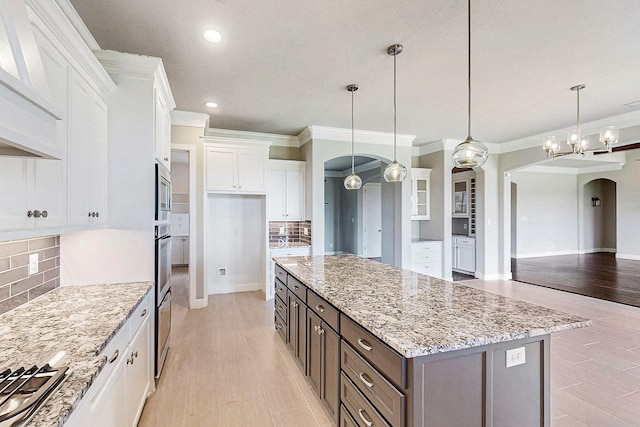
[307,310,322,395]
[154,89,171,169]
[206,148,237,191]
[67,72,92,226]
[286,291,297,354]
[88,351,127,427]
[322,324,340,423]
[294,295,307,372]
[0,158,31,231]
[458,244,476,273]
[453,179,469,217]
[285,169,305,220]
[267,169,286,220]
[126,317,152,426]
[88,96,108,224]
[237,150,266,193]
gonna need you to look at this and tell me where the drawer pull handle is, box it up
[315,304,325,313]
[317,327,324,335]
[141,309,147,317]
[278,305,283,311]
[357,338,373,352]
[358,408,373,427]
[358,372,374,388]
[275,323,281,331]
[293,285,299,290]
[109,349,119,363]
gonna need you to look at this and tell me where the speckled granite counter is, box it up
[0,282,152,427]
[274,254,590,358]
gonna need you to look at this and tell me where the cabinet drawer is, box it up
[341,340,405,427]
[411,253,442,265]
[275,278,287,302]
[341,373,391,427]
[411,241,441,253]
[274,295,287,322]
[274,313,287,342]
[128,292,152,342]
[411,262,442,277]
[340,404,358,427]
[287,274,307,303]
[274,264,287,284]
[308,291,339,332]
[341,314,405,389]
[454,236,476,246]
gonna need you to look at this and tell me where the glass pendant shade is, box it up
[383,161,407,183]
[542,136,559,157]
[452,137,489,168]
[599,126,619,151]
[344,173,362,190]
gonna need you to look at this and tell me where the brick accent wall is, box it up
[0,236,60,315]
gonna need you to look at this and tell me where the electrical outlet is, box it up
[303,227,309,236]
[463,223,468,230]
[506,347,526,368]
[217,268,226,276]
[29,253,38,275]
[279,227,285,235]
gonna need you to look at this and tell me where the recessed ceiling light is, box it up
[203,30,222,43]
[205,102,218,108]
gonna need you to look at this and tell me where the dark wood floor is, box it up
[512,253,640,308]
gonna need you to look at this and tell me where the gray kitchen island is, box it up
[272,254,590,427]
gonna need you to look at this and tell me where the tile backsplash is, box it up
[269,221,312,246]
[0,236,60,315]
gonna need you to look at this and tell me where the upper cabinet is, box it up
[204,138,271,194]
[411,168,431,220]
[154,86,172,170]
[268,160,305,221]
[452,178,470,217]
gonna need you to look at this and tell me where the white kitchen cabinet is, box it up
[410,240,442,279]
[154,86,172,170]
[453,179,470,217]
[411,168,431,220]
[452,236,476,274]
[205,140,269,194]
[267,160,305,221]
[171,236,189,265]
[67,71,108,227]
[65,294,153,427]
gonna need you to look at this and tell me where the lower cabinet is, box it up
[307,310,340,424]
[287,292,307,371]
[65,294,153,427]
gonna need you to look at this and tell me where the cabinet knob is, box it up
[164,157,169,161]
[27,210,34,218]
[95,212,99,217]
[41,210,48,218]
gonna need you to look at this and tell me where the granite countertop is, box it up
[274,254,590,358]
[0,282,153,427]
[411,238,442,243]
[269,242,311,249]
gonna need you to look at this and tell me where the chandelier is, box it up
[543,84,619,158]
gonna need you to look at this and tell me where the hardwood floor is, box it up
[512,253,640,308]
[139,267,640,426]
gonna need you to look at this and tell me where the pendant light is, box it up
[451,0,489,168]
[383,44,408,183]
[344,84,362,190]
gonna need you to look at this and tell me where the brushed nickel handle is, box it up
[127,356,134,365]
[293,285,299,290]
[95,212,99,217]
[317,327,324,335]
[357,338,373,352]
[41,210,48,218]
[27,210,34,217]
[141,309,147,317]
[277,305,283,311]
[164,157,169,161]
[315,305,325,313]
[109,349,119,363]
[275,323,281,331]
[133,351,138,358]
[33,210,42,218]
[314,325,319,332]
[358,408,373,427]
[358,372,374,388]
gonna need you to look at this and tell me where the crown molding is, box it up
[202,135,272,150]
[171,110,209,128]
[205,127,299,147]
[303,125,415,147]
[28,0,114,94]
[95,50,176,110]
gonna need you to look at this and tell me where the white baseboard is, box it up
[208,282,261,295]
[514,250,578,259]
[616,253,640,260]
[579,248,616,254]
[189,298,208,309]
[473,272,507,281]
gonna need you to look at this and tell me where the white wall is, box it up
[206,194,265,294]
[510,171,578,257]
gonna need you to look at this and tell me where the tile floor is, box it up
[138,268,640,426]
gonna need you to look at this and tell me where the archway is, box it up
[581,178,617,254]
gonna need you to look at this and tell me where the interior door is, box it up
[362,184,381,258]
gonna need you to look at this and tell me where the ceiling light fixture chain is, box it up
[451,0,489,168]
[344,84,362,190]
[383,44,407,183]
[543,84,619,159]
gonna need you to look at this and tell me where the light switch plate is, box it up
[506,347,526,368]
[29,253,38,275]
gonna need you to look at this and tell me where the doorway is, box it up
[362,183,381,258]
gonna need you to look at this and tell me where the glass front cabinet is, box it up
[411,168,431,220]
[452,179,470,217]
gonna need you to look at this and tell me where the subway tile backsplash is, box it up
[0,236,60,315]
[269,221,312,246]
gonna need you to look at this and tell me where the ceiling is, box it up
[69,0,640,146]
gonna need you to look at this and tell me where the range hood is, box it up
[0,0,62,158]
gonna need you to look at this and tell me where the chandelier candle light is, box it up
[451,0,489,168]
[344,84,362,190]
[383,44,408,183]
[543,84,619,159]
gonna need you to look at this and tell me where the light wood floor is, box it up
[139,267,640,426]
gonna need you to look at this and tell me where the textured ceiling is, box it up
[69,0,640,145]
